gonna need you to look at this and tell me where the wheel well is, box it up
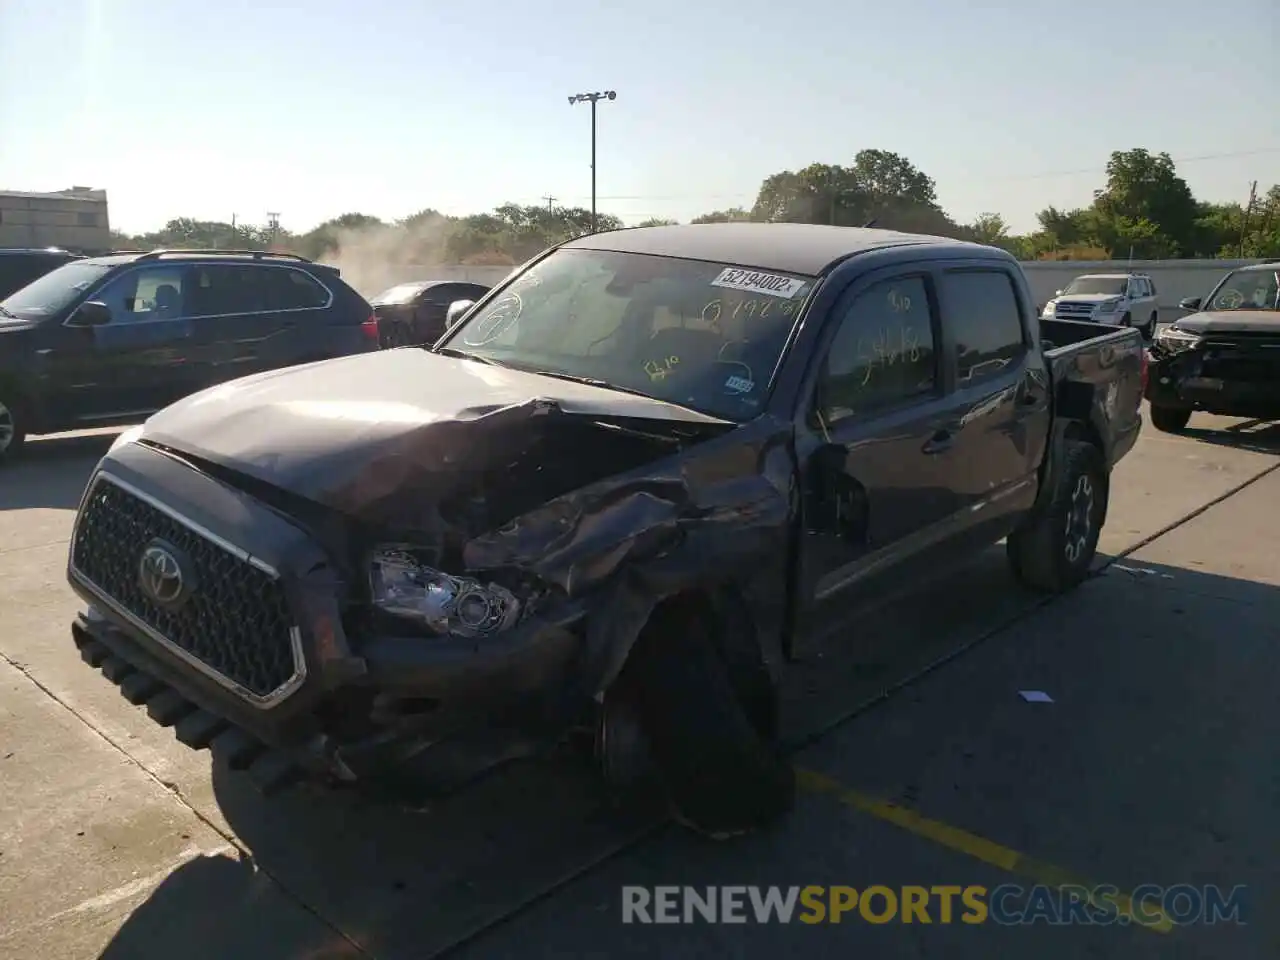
[0,376,34,427]
[622,587,777,739]
[1063,417,1104,454]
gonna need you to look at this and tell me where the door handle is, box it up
[922,428,955,455]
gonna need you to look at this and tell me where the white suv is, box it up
[1040,273,1159,339]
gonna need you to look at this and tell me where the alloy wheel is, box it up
[1063,474,1095,564]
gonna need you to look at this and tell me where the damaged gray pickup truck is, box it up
[66,224,1145,837]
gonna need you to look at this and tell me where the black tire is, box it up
[1146,312,1158,340]
[0,394,28,466]
[1120,312,1132,328]
[1149,404,1192,433]
[1007,440,1107,593]
[618,598,794,839]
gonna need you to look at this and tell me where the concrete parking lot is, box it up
[1,411,1277,960]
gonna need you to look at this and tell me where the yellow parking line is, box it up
[795,767,1174,934]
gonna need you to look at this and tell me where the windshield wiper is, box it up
[433,346,499,365]
[525,369,658,400]
[0,305,16,319]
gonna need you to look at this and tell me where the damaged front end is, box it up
[1147,327,1280,419]
[68,377,794,801]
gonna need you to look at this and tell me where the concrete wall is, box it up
[347,258,1263,320]
[0,188,112,252]
[1019,258,1262,318]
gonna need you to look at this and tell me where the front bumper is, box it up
[1145,346,1280,418]
[67,440,589,796]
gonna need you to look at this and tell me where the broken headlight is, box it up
[368,546,521,638]
[1155,325,1202,353]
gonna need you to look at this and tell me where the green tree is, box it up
[750,150,960,235]
[636,217,679,226]
[690,207,754,224]
[1091,149,1197,256]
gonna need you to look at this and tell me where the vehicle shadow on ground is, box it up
[93,553,1279,960]
[0,432,115,512]
[1177,419,1280,455]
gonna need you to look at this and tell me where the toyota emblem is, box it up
[138,540,192,607]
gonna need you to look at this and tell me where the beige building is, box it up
[0,187,112,252]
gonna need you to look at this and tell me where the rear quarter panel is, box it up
[1043,322,1145,467]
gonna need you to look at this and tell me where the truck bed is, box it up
[1039,317,1141,357]
[1039,317,1146,468]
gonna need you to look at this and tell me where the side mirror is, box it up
[1178,297,1201,311]
[446,299,475,330]
[1054,289,1063,297]
[71,300,112,326]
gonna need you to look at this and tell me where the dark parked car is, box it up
[0,247,85,299]
[370,279,491,347]
[0,248,379,462]
[65,224,1143,838]
[1145,261,1280,432]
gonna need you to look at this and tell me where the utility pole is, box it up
[567,90,617,233]
[266,212,281,248]
[1238,181,1257,258]
[542,195,556,216]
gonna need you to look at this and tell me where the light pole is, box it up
[568,90,616,233]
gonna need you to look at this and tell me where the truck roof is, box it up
[560,222,992,277]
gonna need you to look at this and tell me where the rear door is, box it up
[793,265,973,648]
[933,264,1047,540]
[183,263,333,388]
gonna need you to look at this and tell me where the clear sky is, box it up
[1,0,1276,237]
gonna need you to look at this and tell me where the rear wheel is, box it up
[0,395,28,466]
[1149,404,1192,433]
[607,597,794,839]
[1007,440,1107,593]
[1145,312,1158,339]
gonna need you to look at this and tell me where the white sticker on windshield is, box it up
[710,267,805,299]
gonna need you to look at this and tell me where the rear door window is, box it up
[938,269,1026,383]
[185,264,269,317]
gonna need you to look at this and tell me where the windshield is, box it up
[1062,277,1127,296]
[0,260,112,319]
[438,248,816,421]
[1206,269,1279,312]
[372,282,428,305]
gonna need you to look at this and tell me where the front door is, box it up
[44,263,196,422]
[793,268,970,652]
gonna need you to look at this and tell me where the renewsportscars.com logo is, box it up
[621,884,1248,928]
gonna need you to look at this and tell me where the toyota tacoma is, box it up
[66,223,1144,837]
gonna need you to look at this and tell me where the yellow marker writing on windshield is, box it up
[643,356,680,382]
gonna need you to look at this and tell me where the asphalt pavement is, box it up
[1,411,1277,960]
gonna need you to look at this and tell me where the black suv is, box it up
[1145,260,1280,432]
[0,249,379,462]
[0,247,85,299]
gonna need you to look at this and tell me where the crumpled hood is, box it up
[138,348,734,536]
[1172,310,1280,335]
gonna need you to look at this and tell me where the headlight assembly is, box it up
[368,545,522,638]
[1096,298,1123,313]
[1155,326,1202,353]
